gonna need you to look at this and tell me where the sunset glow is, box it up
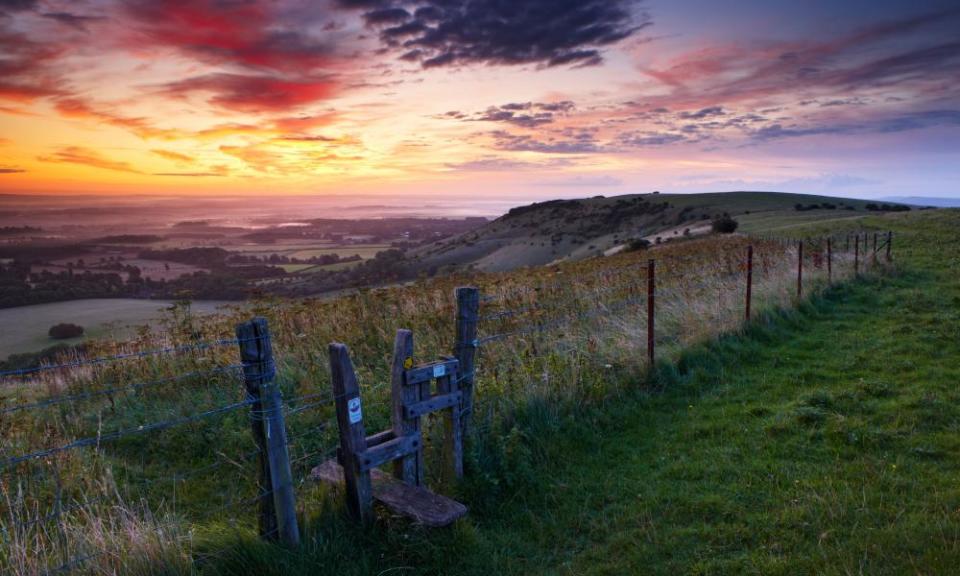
[1,0,959,201]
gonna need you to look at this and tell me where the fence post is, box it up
[797,240,803,298]
[646,259,655,367]
[329,343,373,523]
[745,245,753,322]
[390,329,421,486]
[453,287,479,439]
[236,317,300,547]
[854,234,860,275]
[886,231,893,262]
[872,232,878,266]
[827,238,832,283]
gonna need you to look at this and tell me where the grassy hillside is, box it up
[207,208,960,575]
[1,206,950,575]
[412,191,896,273]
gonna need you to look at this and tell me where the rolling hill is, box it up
[411,191,899,273]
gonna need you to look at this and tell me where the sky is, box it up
[0,0,959,204]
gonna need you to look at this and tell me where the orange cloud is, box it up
[37,146,141,173]
[151,149,195,163]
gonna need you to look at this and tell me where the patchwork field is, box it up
[0,298,228,360]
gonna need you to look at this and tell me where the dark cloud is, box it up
[678,106,725,120]
[447,101,575,127]
[341,0,650,68]
[618,131,687,146]
[750,109,960,142]
[0,0,37,14]
[0,167,25,174]
[41,12,105,31]
[489,130,604,153]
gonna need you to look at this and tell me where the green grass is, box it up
[0,298,228,360]
[199,209,960,575]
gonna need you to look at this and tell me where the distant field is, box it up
[0,298,228,360]
[289,244,389,260]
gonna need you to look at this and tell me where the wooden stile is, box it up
[390,329,421,486]
[329,342,373,523]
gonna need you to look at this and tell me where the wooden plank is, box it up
[404,360,458,386]
[236,317,299,547]
[329,342,372,523]
[357,432,421,472]
[453,287,479,437]
[436,372,463,481]
[390,329,421,485]
[404,391,462,419]
[312,461,468,528]
[366,429,395,448]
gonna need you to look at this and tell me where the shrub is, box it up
[711,215,739,234]
[625,238,651,252]
[48,323,84,339]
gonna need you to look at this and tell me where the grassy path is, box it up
[417,212,960,575]
[205,211,960,576]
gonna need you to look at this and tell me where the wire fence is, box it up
[0,230,892,574]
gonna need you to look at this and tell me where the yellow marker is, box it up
[403,357,413,369]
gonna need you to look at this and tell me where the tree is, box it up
[712,215,739,234]
[48,323,84,339]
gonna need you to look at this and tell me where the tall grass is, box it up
[0,232,884,574]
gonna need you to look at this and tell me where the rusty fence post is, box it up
[646,258,655,367]
[745,245,753,322]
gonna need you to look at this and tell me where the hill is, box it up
[411,191,892,272]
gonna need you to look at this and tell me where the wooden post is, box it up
[797,240,803,298]
[646,259,655,366]
[453,287,479,438]
[236,318,299,547]
[437,366,463,481]
[872,232,878,265]
[390,329,421,486]
[745,245,753,322]
[329,343,373,523]
[854,234,860,275]
[827,238,833,283]
[886,231,893,262]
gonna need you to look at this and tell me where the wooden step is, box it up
[311,460,468,527]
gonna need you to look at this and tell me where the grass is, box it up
[1,209,956,574]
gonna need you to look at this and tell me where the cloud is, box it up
[445,156,575,171]
[156,73,338,113]
[343,0,650,68]
[678,106,725,120]
[0,28,66,102]
[0,167,25,174]
[451,101,576,127]
[488,130,605,154]
[748,109,960,143]
[37,146,141,173]
[41,12,105,31]
[54,98,171,138]
[151,149,195,163]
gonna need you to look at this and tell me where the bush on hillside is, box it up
[624,238,651,252]
[48,323,84,339]
[711,215,739,234]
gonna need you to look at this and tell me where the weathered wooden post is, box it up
[236,317,300,547]
[329,342,373,523]
[453,287,479,439]
[886,231,893,262]
[797,240,803,298]
[872,232,878,266]
[390,329,421,486]
[854,234,860,275]
[437,365,464,481]
[827,237,832,283]
[646,259,655,367]
[745,245,753,322]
